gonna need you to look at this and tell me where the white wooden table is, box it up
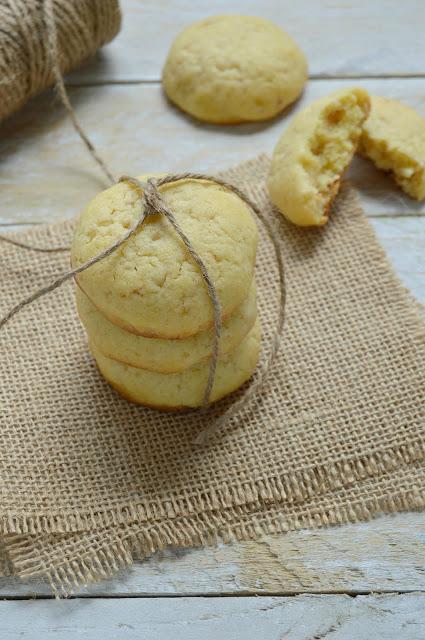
[1,1,424,636]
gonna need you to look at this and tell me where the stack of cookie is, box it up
[71,177,261,410]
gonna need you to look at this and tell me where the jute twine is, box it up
[0,0,287,443]
[0,0,121,129]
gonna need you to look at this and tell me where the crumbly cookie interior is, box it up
[359,134,424,200]
[302,92,369,219]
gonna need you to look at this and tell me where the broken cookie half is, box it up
[268,87,371,226]
[359,96,425,202]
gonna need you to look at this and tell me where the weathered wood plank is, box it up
[1,594,425,639]
[1,78,425,226]
[68,0,425,83]
[370,218,425,304]
[1,514,425,597]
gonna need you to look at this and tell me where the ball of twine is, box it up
[0,0,121,123]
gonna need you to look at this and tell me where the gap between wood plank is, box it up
[64,73,425,87]
[1,589,424,601]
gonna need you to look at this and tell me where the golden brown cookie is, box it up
[76,280,257,373]
[268,87,370,226]
[163,14,307,124]
[359,96,425,201]
[90,318,261,409]
[71,177,258,338]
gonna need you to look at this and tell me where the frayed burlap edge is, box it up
[2,437,425,535]
[5,466,425,596]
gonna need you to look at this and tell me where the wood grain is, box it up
[370,218,425,303]
[1,593,425,639]
[1,79,424,226]
[1,513,424,597]
[67,0,425,83]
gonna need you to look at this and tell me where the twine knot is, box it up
[139,178,164,217]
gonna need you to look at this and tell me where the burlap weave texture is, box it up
[0,155,424,589]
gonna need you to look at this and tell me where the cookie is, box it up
[359,96,425,201]
[163,14,307,124]
[268,87,371,226]
[90,318,261,409]
[71,177,258,338]
[76,280,257,373]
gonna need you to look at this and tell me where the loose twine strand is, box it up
[43,0,116,185]
[0,0,286,444]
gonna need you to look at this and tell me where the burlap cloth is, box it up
[1,155,424,593]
